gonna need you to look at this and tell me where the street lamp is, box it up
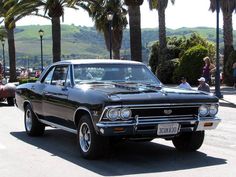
[38,29,44,71]
[107,11,114,59]
[215,0,223,98]
[1,38,5,78]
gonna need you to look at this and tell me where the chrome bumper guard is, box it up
[96,116,221,131]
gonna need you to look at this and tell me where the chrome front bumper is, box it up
[96,116,221,135]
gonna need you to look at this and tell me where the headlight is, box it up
[198,105,209,117]
[106,109,119,121]
[120,108,132,120]
[209,104,218,116]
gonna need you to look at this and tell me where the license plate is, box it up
[157,123,179,135]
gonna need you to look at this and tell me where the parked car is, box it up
[0,82,16,106]
[15,59,221,159]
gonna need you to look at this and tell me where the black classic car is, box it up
[15,59,221,159]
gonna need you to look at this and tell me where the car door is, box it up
[42,64,71,126]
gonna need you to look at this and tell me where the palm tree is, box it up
[209,0,236,84]
[86,0,127,59]
[0,0,37,82]
[148,0,175,63]
[124,0,143,62]
[9,0,78,63]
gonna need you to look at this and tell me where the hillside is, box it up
[2,25,235,67]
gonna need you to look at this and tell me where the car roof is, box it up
[53,59,143,65]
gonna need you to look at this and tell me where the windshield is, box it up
[73,63,161,85]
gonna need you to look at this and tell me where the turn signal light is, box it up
[113,127,125,133]
[204,122,213,127]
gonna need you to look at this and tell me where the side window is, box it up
[43,67,55,84]
[51,65,69,86]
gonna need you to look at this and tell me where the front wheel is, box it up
[172,131,205,151]
[24,104,45,136]
[77,115,109,159]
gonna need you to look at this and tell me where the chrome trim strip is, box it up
[132,115,197,119]
[130,105,200,109]
[73,106,93,124]
[111,102,215,108]
[96,119,197,128]
[39,119,77,134]
[138,117,196,122]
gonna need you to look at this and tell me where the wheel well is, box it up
[23,101,30,111]
[74,109,92,128]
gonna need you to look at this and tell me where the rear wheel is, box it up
[7,97,14,106]
[24,104,45,136]
[172,131,205,151]
[77,115,109,159]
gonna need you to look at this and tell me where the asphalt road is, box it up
[0,102,236,177]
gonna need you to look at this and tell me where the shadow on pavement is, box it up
[10,130,226,176]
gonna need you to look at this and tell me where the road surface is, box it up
[0,102,235,177]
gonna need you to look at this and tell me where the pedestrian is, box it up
[178,77,192,90]
[202,56,215,84]
[233,61,236,88]
[197,77,210,92]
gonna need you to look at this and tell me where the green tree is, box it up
[124,0,143,62]
[174,45,208,85]
[148,0,175,63]
[0,0,36,82]
[86,0,127,59]
[9,0,79,63]
[209,0,236,84]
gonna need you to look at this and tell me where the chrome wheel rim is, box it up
[25,109,32,131]
[79,122,91,153]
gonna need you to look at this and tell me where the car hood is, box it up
[76,83,218,104]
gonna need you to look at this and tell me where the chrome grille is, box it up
[131,107,198,118]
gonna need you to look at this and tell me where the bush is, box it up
[156,59,179,84]
[149,41,159,73]
[18,77,38,85]
[149,33,215,77]
[225,50,236,85]
[173,45,208,85]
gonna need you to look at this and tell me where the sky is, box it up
[17,0,236,29]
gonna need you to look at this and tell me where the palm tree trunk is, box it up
[5,26,16,82]
[222,12,234,84]
[128,5,142,62]
[158,6,167,63]
[112,49,120,59]
[51,17,61,63]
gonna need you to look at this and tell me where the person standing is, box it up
[202,56,215,84]
[233,62,236,88]
[197,77,210,92]
[178,77,192,90]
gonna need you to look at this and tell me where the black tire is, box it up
[24,104,45,136]
[7,97,14,106]
[77,115,109,159]
[172,131,205,151]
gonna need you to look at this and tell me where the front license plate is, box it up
[157,123,179,135]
